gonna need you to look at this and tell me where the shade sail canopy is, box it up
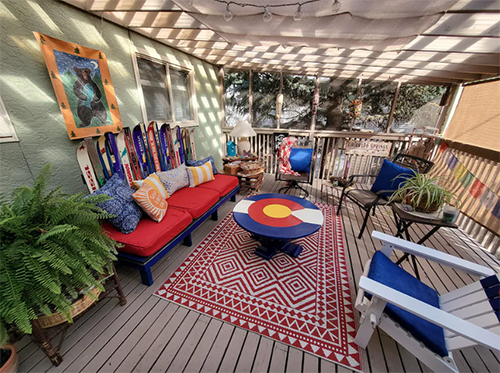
[62,0,500,84]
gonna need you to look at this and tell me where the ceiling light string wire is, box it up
[210,0,342,22]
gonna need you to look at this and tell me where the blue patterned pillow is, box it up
[157,165,190,196]
[186,155,218,175]
[92,173,142,234]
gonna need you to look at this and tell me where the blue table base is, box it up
[251,235,303,260]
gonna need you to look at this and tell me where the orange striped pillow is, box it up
[186,161,214,187]
[132,183,168,222]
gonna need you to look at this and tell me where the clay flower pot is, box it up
[0,345,18,373]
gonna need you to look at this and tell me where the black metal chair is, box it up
[275,138,315,198]
[336,153,434,238]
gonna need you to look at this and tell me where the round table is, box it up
[232,193,324,260]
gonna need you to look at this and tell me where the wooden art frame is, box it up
[34,32,122,139]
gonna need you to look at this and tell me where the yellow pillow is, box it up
[133,174,169,199]
[132,183,168,222]
[187,161,214,187]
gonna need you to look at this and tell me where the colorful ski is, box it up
[182,128,190,161]
[159,123,172,170]
[124,127,141,180]
[176,126,185,164]
[84,137,106,186]
[165,123,177,168]
[105,132,124,180]
[117,131,135,188]
[76,141,99,193]
[98,135,113,178]
[132,125,150,178]
[139,122,154,174]
[147,121,162,172]
[190,128,197,160]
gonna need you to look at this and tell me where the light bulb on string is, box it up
[223,3,233,22]
[263,6,272,23]
[294,4,303,21]
[331,0,341,13]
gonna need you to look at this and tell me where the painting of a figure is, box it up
[34,32,122,139]
[54,50,111,128]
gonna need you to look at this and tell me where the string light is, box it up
[294,4,303,21]
[224,3,233,21]
[263,6,273,22]
[331,0,341,13]
[212,0,341,22]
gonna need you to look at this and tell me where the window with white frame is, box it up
[135,55,196,125]
[0,96,18,143]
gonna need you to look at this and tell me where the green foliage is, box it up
[389,173,459,212]
[0,164,118,334]
[394,85,446,122]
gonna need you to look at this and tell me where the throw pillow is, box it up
[132,183,168,222]
[289,147,313,173]
[92,173,142,234]
[186,161,215,187]
[371,159,415,199]
[133,174,169,199]
[157,165,189,196]
[186,155,218,175]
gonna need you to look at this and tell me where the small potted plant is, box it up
[0,324,17,373]
[389,173,459,214]
[0,163,118,340]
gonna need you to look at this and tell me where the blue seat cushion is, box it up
[289,148,313,173]
[367,251,448,357]
[371,159,415,198]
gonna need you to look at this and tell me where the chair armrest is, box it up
[373,189,396,196]
[348,174,378,183]
[372,231,495,278]
[359,276,500,351]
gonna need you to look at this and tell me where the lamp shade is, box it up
[230,120,256,138]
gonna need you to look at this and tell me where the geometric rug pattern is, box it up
[155,203,361,371]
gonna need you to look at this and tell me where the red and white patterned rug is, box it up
[154,203,361,371]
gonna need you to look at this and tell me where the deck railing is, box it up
[222,128,499,255]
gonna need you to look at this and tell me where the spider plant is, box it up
[389,173,459,213]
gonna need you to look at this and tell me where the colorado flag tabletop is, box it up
[233,193,324,259]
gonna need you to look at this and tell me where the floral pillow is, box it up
[157,165,189,196]
[186,155,218,175]
[92,173,142,234]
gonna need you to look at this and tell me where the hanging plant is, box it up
[349,99,363,118]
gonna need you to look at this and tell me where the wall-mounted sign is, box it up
[345,140,392,157]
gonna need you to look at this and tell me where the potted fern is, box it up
[389,173,459,213]
[0,163,118,337]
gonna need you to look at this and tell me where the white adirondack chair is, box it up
[355,231,500,373]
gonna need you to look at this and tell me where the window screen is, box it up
[137,57,172,122]
[170,68,192,122]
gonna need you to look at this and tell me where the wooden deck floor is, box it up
[17,174,500,373]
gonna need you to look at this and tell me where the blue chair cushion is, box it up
[289,148,313,173]
[367,251,448,357]
[92,173,142,234]
[370,159,415,198]
[186,155,218,175]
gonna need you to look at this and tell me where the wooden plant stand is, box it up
[29,264,127,366]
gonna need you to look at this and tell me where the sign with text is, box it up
[345,140,392,157]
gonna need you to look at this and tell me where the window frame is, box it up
[132,47,198,127]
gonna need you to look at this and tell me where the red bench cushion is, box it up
[196,174,239,197]
[167,187,220,219]
[103,208,193,257]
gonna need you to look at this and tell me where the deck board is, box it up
[19,174,500,373]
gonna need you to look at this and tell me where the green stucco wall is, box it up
[0,0,222,197]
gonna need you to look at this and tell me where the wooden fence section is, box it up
[221,128,499,255]
[429,144,500,254]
